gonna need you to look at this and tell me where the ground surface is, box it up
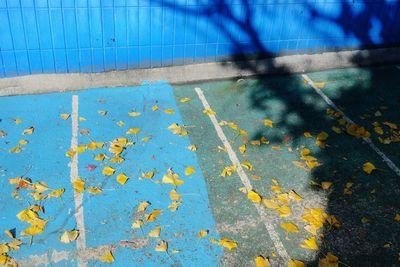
[0,65,400,266]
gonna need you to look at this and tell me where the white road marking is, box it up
[195,87,290,262]
[71,95,87,267]
[302,74,400,177]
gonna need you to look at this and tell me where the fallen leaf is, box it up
[155,240,168,252]
[394,214,400,221]
[168,201,181,212]
[0,130,7,137]
[79,117,87,122]
[264,119,273,128]
[300,236,318,250]
[221,165,236,177]
[9,145,22,154]
[164,108,175,114]
[128,111,141,117]
[215,238,237,250]
[98,110,108,116]
[60,230,79,243]
[14,118,22,125]
[126,128,141,135]
[60,114,70,120]
[87,187,102,194]
[137,201,150,212]
[145,209,162,222]
[23,127,34,135]
[239,144,246,154]
[110,156,125,163]
[48,188,65,198]
[103,166,115,176]
[247,190,262,203]
[187,145,197,151]
[100,251,114,263]
[180,97,191,103]
[321,181,332,190]
[254,255,271,267]
[277,206,292,217]
[184,166,195,176]
[169,189,181,201]
[288,190,302,202]
[288,259,305,267]
[304,132,312,138]
[117,120,125,127]
[319,253,339,267]
[94,154,106,161]
[131,219,144,229]
[73,178,85,193]
[162,170,184,186]
[116,173,129,185]
[197,229,209,238]
[280,222,299,239]
[148,226,161,237]
[362,162,376,174]
[241,161,253,171]
[314,82,325,89]
[152,105,159,111]
[85,164,97,171]
[203,108,216,116]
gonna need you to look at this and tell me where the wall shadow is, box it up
[158,0,400,266]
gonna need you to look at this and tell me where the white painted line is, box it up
[302,74,400,177]
[195,87,290,262]
[71,95,87,267]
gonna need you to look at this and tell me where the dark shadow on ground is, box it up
[158,0,400,265]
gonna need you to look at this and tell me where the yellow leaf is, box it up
[0,244,9,254]
[319,253,339,267]
[254,255,271,267]
[321,181,333,190]
[48,188,65,198]
[87,187,102,194]
[73,178,85,193]
[98,110,108,116]
[131,219,144,229]
[169,189,181,201]
[4,230,15,239]
[126,128,141,135]
[128,111,141,117]
[117,120,125,127]
[76,145,86,153]
[60,113,70,120]
[87,141,104,150]
[247,190,262,203]
[187,145,197,151]
[217,238,238,250]
[94,153,106,161]
[148,226,161,237]
[271,184,281,193]
[221,165,236,177]
[137,201,151,212]
[277,206,292,217]
[141,136,151,142]
[19,139,28,145]
[241,161,253,171]
[361,217,369,224]
[103,166,115,176]
[288,259,305,267]
[362,162,376,174]
[264,119,273,128]
[110,156,125,163]
[383,243,391,248]
[394,214,400,221]
[332,126,342,134]
[116,173,129,185]
[142,171,155,179]
[374,126,384,135]
[292,161,306,169]
[22,127,34,135]
[239,144,246,154]
[145,209,162,222]
[314,82,325,89]
[203,108,216,116]
[100,251,114,263]
[304,132,312,138]
[263,199,279,209]
[317,131,329,141]
[60,230,79,243]
[164,108,175,114]
[33,182,49,193]
[168,201,181,212]
[180,97,191,103]
[8,238,22,251]
[79,117,87,121]
[14,118,22,125]
[155,240,168,252]
[197,229,209,238]
[162,171,184,186]
[300,236,318,250]
[9,145,22,154]
[384,121,398,129]
[152,105,159,111]
[288,190,302,202]
[184,166,195,176]
[280,222,299,238]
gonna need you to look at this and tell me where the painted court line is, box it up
[70,95,87,267]
[195,87,290,262]
[302,74,400,177]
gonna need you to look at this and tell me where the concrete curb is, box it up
[0,47,400,96]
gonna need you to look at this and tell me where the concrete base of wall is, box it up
[1,47,400,96]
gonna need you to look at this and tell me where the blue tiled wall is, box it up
[0,0,399,77]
